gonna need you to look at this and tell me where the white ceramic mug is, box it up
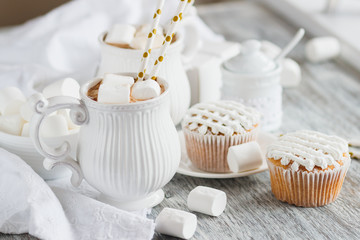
[30,73,181,211]
[97,25,200,125]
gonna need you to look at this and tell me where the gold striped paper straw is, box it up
[149,0,190,80]
[184,0,195,15]
[136,0,165,81]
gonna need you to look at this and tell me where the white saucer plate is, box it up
[177,131,277,179]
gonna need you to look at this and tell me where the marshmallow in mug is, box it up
[132,79,161,100]
[187,186,227,217]
[305,37,340,63]
[135,24,164,37]
[130,34,165,50]
[96,74,162,104]
[131,23,165,49]
[155,208,197,239]
[102,73,135,86]
[97,74,134,104]
[98,83,131,104]
[105,24,137,46]
[227,141,264,173]
[105,23,165,50]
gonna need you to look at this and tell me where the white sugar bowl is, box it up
[221,40,282,131]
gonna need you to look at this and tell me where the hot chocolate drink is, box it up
[87,73,164,104]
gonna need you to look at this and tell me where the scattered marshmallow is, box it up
[135,24,164,37]
[281,58,302,88]
[0,87,26,115]
[261,40,281,59]
[26,93,47,113]
[0,114,25,136]
[68,128,80,135]
[105,24,136,45]
[23,93,56,121]
[155,208,197,239]
[130,33,165,50]
[0,87,77,137]
[349,139,360,148]
[305,37,340,63]
[131,79,161,100]
[187,186,227,217]
[20,101,35,122]
[42,78,80,99]
[97,74,134,104]
[350,150,360,160]
[21,122,30,137]
[3,99,25,116]
[227,142,264,173]
[57,109,78,130]
[40,115,69,138]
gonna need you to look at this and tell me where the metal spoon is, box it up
[274,28,305,62]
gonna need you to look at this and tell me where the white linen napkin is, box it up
[0,148,155,240]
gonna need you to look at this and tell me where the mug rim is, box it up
[80,72,170,109]
[98,30,183,54]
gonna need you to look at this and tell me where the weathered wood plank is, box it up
[152,1,360,240]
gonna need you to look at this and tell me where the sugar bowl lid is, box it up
[223,39,276,74]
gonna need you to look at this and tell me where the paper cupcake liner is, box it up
[183,127,259,173]
[267,158,351,207]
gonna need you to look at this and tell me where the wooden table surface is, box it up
[152,1,360,240]
[2,1,360,240]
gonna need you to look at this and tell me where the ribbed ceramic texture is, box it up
[267,158,351,207]
[97,33,190,125]
[183,127,259,173]
[0,132,77,179]
[78,96,180,201]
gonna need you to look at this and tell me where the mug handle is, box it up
[180,18,202,64]
[29,94,89,187]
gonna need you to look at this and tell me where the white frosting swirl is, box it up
[267,130,349,171]
[182,101,260,136]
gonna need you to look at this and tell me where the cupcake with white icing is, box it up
[182,100,261,173]
[266,130,351,207]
